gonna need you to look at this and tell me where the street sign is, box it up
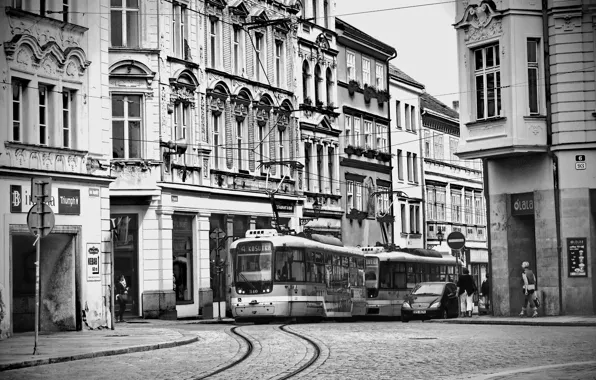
[446,231,466,250]
[210,227,226,240]
[575,154,587,170]
[27,202,55,238]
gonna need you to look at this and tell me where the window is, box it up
[465,193,473,224]
[410,105,416,131]
[12,82,22,142]
[112,94,142,159]
[474,43,501,120]
[255,33,264,81]
[212,114,223,169]
[237,121,244,171]
[397,149,403,180]
[275,40,283,87]
[346,180,354,210]
[38,86,48,145]
[362,57,371,86]
[326,68,333,105]
[407,152,412,181]
[110,0,139,48]
[62,0,69,23]
[356,182,362,210]
[376,124,387,152]
[377,186,390,215]
[317,145,323,192]
[312,0,317,23]
[210,18,218,67]
[278,129,285,176]
[375,63,384,89]
[314,65,322,104]
[353,117,361,147]
[410,204,420,234]
[401,204,407,233]
[436,188,446,221]
[412,153,418,183]
[395,100,401,129]
[364,120,372,149]
[527,39,540,114]
[452,192,461,223]
[427,188,435,220]
[434,132,443,159]
[305,145,311,191]
[449,137,458,163]
[173,103,189,141]
[302,61,310,101]
[257,124,266,170]
[233,28,241,75]
[404,104,411,130]
[423,130,432,158]
[347,51,355,81]
[328,147,333,194]
[172,2,187,57]
[323,0,328,28]
[345,115,352,146]
[173,215,193,303]
[39,0,46,17]
[475,194,485,225]
[62,89,74,148]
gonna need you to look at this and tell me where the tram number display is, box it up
[238,242,273,254]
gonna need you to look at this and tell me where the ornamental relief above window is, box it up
[454,1,504,44]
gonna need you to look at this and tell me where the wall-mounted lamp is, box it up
[436,228,444,245]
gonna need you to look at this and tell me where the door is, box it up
[112,214,138,315]
[446,283,458,316]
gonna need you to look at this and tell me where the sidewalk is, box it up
[428,314,596,327]
[0,317,232,372]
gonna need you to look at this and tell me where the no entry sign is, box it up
[447,231,466,250]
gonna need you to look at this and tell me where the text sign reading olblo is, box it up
[511,192,534,216]
[58,189,80,215]
[446,231,466,250]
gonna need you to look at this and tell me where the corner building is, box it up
[0,1,112,338]
[454,0,596,315]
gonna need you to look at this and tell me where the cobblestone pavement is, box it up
[2,321,596,380]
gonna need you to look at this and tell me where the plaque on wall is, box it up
[567,237,587,277]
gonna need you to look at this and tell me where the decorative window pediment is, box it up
[454,1,503,43]
[231,90,251,122]
[110,60,156,85]
[207,0,227,9]
[169,72,198,105]
[207,84,228,116]
[228,0,249,17]
[249,7,269,23]
[315,33,331,51]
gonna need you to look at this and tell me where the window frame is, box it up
[362,57,371,86]
[375,63,384,89]
[62,89,73,148]
[527,38,540,115]
[346,50,356,82]
[38,85,48,146]
[12,81,22,142]
[275,40,283,88]
[111,94,143,159]
[474,43,501,120]
[110,0,140,48]
[172,214,194,304]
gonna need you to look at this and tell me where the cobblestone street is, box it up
[2,321,595,380]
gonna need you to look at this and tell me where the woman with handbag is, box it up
[520,261,538,318]
[115,275,129,322]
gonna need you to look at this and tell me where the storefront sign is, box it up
[10,185,22,213]
[276,200,295,213]
[511,192,534,216]
[58,189,80,215]
[86,243,101,281]
[89,188,100,197]
[568,237,587,277]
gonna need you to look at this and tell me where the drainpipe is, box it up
[158,1,163,182]
[542,0,563,314]
[386,50,397,245]
[483,158,492,315]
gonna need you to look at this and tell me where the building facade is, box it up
[334,19,396,248]
[1,1,112,338]
[420,93,488,287]
[454,0,596,315]
[389,66,425,249]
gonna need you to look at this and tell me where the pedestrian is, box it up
[480,274,490,312]
[456,268,477,317]
[520,261,538,318]
[115,274,129,323]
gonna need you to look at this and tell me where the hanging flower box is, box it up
[376,89,390,105]
[364,149,378,159]
[353,146,365,156]
[376,214,394,223]
[347,208,368,221]
[316,99,324,108]
[363,85,377,103]
[344,145,355,155]
[377,151,392,162]
[348,80,360,96]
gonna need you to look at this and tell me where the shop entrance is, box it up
[11,231,77,332]
[507,214,537,315]
[112,214,139,316]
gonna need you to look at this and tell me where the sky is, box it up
[335,0,460,109]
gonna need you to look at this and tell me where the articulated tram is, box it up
[363,248,464,318]
[229,229,366,322]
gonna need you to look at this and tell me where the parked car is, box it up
[401,282,459,322]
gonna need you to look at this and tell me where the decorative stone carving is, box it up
[5,35,90,73]
[201,94,207,142]
[554,13,582,32]
[454,1,504,44]
[466,19,503,43]
[529,125,542,135]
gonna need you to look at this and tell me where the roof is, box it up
[335,18,397,58]
[389,64,425,90]
[420,92,460,120]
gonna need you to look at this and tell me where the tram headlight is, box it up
[402,301,411,309]
[237,288,245,294]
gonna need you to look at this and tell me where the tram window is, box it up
[447,266,454,274]
[379,264,392,288]
[440,265,446,274]
[406,273,416,288]
[325,253,332,265]
[394,272,406,289]
[407,263,414,273]
[349,266,358,287]
[357,258,365,269]
[275,249,305,282]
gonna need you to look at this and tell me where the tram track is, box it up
[194,324,323,380]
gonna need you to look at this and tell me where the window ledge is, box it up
[6,7,89,33]
[109,47,161,54]
[523,115,546,121]
[465,116,507,127]
[167,55,199,68]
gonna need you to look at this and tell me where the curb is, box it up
[427,319,596,327]
[0,334,199,372]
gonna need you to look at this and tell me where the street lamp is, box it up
[436,228,444,245]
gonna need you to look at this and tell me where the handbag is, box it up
[526,284,535,291]
[120,293,129,302]
[533,291,540,307]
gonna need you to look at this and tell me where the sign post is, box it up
[447,231,466,275]
[210,227,227,321]
[28,177,54,355]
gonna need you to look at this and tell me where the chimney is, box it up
[452,100,460,112]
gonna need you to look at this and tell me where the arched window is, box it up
[234,89,251,171]
[326,67,333,106]
[314,65,322,105]
[302,61,310,103]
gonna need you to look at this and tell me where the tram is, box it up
[363,247,464,318]
[229,229,366,322]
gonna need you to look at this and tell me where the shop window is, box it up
[173,215,194,303]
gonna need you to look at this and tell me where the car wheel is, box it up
[401,316,409,323]
[442,308,448,319]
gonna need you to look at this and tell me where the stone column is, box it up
[197,213,213,319]
[333,142,340,195]
[322,140,330,194]
[310,139,319,193]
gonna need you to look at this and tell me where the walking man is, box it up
[520,261,538,318]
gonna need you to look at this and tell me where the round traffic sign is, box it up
[446,231,466,250]
[27,203,55,238]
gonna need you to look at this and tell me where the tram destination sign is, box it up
[238,241,272,254]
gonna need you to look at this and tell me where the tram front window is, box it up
[235,242,273,294]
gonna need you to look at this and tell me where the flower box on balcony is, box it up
[363,84,377,103]
[376,214,394,223]
[348,80,360,96]
[346,208,368,221]
[376,89,390,105]
[344,145,356,155]
[353,146,365,156]
[377,151,392,162]
[364,149,378,159]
